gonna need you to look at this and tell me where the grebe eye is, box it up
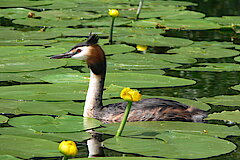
[77,49,81,53]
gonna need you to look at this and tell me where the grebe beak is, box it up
[50,48,81,59]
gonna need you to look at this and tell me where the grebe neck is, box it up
[83,68,106,118]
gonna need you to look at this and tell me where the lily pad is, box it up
[41,72,196,88]
[0,127,91,142]
[199,95,240,106]
[155,54,197,64]
[167,47,240,58]
[108,53,182,70]
[0,155,20,160]
[175,63,240,72]
[0,0,52,7]
[0,56,66,73]
[73,157,175,160]
[0,68,80,83]
[115,35,193,47]
[114,27,165,36]
[190,41,237,48]
[8,115,101,132]
[0,135,60,159]
[0,83,87,101]
[131,18,221,30]
[13,18,81,27]
[97,121,240,138]
[0,115,8,123]
[206,16,240,26]
[232,84,240,91]
[103,133,236,159]
[206,110,240,123]
[0,8,33,19]
[102,44,135,54]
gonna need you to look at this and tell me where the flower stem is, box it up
[62,155,68,160]
[136,0,144,20]
[116,101,133,137]
[109,17,115,44]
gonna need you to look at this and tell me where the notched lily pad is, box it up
[206,110,240,123]
[199,95,240,107]
[0,135,60,159]
[8,115,101,132]
[103,132,236,159]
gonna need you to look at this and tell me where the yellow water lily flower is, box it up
[58,140,78,157]
[136,44,148,51]
[120,88,142,102]
[108,9,120,17]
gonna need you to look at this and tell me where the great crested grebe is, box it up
[51,34,207,123]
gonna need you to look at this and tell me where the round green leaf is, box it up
[41,72,196,88]
[167,47,240,58]
[8,115,101,132]
[0,115,8,123]
[108,53,182,70]
[190,41,237,48]
[206,110,240,123]
[0,56,66,72]
[175,63,240,72]
[0,0,52,7]
[232,84,240,91]
[0,135,60,159]
[206,16,240,26]
[102,44,135,54]
[0,83,87,101]
[73,157,175,160]
[0,155,20,160]
[115,35,193,47]
[97,121,240,138]
[199,95,240,106]
[103,133,236,159]
[0,127,91,142]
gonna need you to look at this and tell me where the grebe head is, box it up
[51,34,106,75]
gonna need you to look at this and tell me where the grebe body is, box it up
[51,34,207,123]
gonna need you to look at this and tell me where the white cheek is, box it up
[72,47,89,60]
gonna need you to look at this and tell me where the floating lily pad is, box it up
[206,110,240,123]
[190,41,237,48]
[81,16,131,27]
[0,127,91,142]
[0,155,20,160]
[0,135,60,159]
[115,35,193,47]
[41,72,196,88]
[232,84,240,91]
[73,157,175,160]
[0,68,80,83]
[206,16,240,26]
[0,0,52,7]
[114,27,165,36]
[0,8,33,19]
[0,83,87,101]
[234,56,240,62]
[102,44,135,54]
[0,39,57,46]
[155,54,197,64]
[0,56,66,73]
[13,18,81,27]
[198,95,240,106]
[38,9,102,20]
[103,133,236,159]
[18,101,83,115]
[167,47,240,58]
[175,63,240,72]
[8,115,101,132]
[0,115,8,123]
[97,121,240,138]
[108,53,182,70]
[131,18,221,30]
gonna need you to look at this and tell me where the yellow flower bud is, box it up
[58,140,78,157]
[120,88,142,102]
[136,44,148,51]
[108,9,120,17]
